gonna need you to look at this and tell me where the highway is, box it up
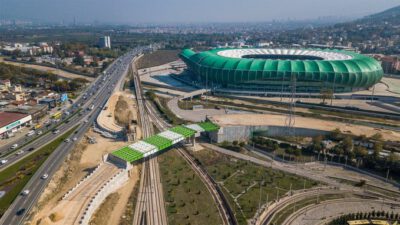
[0,50,132,170]
[0,46,151,225]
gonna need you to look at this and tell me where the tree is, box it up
[320,88,333,104]
[373,142,383,159]
[329,128,342,141]
[73,55,85,66]
[354,146,368,158]
[370,133,383,141]
[342,136,353,153]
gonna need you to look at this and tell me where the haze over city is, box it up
[1,0,400,23]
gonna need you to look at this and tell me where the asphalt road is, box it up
[0,46,152,225]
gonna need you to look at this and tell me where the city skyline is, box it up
[0,0,399,24]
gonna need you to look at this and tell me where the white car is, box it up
[41,174,49,179]
[0,159,8,165]
[64,138,70,143]
[53,129,60,134]
[21,190,30,196]
[72,137,78,142]
[16,150,24,155]
[11,144,18,150]
[36,131,42,135]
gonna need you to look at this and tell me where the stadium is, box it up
[179,48,384,93]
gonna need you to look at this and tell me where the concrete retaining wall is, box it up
[61,165,101,200]
[79,169,129,225]
[210,125,329,143]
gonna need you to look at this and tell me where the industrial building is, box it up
[98,36,111,49]
[0,112,32,139]
[180,48,384,93]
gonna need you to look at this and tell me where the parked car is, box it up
[11,144,18,149]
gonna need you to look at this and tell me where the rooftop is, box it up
[0,112,30,128]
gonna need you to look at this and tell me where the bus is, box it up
[52,112,62,119]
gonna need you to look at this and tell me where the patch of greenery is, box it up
[159,150,222,225]
[192,149,318,225]
[0,126,77,216]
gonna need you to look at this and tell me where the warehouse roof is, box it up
[0,112,30,128]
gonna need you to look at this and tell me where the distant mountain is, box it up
[359,5,400,24]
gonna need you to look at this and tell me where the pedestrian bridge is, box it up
[108,122,219,165]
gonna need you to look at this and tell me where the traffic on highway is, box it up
[0,46,153,225]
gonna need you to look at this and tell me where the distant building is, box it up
[98,36,111,49]
[0,112,32,139]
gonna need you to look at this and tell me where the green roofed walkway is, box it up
[110,121,219,163]
[143,135,173,151]
[112,146,144,162]
[198,122,220,132]
[170,126,196,138]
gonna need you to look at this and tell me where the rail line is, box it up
[131,61,167,225]
[146,97,237,225]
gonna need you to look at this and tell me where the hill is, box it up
[359,5,400,25]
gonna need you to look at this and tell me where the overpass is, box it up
[108,122,219,165]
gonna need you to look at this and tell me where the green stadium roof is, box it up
[179,48,383,91]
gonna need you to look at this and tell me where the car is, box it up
[36,131,42,135]
[16,150,24,155]
[72,137,78,142]
[41,174,49,179]
[64,138,70,143]
[0,159,8,165]
[83,119,89,123]
[28,147,35,151]
[11,144,18,150]
[21,190,30,196]
[52,129,60,134]
[16,208,26,216]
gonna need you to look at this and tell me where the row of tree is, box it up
[329,211,399,225]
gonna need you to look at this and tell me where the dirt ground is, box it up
[0,57,94,81]
[97,91,140,139]
[89,167,139,225]
[97,92,124,133]
[210,113,400,141]
[29,129,128,225]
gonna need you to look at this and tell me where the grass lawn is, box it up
[159,150,222,225]
[0,126,77,216]
[192,149,319,225]
[136,50,180,69]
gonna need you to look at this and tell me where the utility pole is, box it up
[386,168,390,183]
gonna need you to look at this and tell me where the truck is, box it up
[88,104,94,111]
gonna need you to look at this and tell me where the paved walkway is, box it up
[167,97,226,122]
[286,199,400,225]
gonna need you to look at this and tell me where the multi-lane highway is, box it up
[0,46,151,225]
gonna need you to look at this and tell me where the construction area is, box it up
[208,113,400,142]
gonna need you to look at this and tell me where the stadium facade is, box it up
[179,48,384,93]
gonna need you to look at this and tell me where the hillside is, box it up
[359,5,400,25]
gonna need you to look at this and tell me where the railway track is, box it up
[131,62,167,225]
[146,98,236,225]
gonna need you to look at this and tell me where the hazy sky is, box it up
[0,0,399,24]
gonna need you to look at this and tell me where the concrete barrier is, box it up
[62,165,101,200]
[78,169,129,225]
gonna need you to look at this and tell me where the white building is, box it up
[99,36,111,49]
